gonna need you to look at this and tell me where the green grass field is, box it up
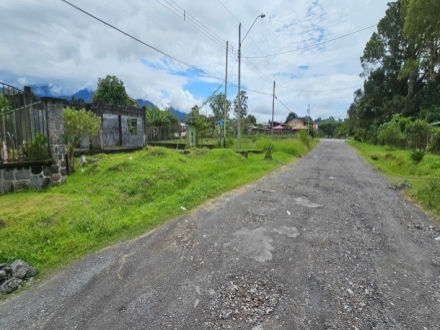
[0,137,317,277]
[348,141,440,221]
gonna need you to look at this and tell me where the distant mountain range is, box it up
[30,84,188,122]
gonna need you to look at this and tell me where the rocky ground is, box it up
[0,139,439,330]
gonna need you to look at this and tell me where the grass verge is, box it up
[348,140,440,221]
[0,137,317,277]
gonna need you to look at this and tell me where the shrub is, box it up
[299,130,310,149]
[429,129,440,154]
[405,120,432,149]
[377,120,402,148]
[410,148,425,163]
[353,134,362,142]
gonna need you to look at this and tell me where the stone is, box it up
[41,178,51,189]
[3,181,14,193]
[4,169,14,181]
[15,181,30,192]
[61,161,66,167]
[3,266,12,276]
[30,176,40,189]
[15,169,30,180]
[31,165,43,175]
[11,260,37,279]
[52,165,59,174]
[61,168,67,176]
[0,270,5,282]
[0,277,23,294]
[43,165,51,176]
[0,264,7,270]
[52,174,61,181]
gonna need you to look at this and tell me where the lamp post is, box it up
[237,13,265,150]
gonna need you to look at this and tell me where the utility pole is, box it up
[237,23,242,150]
[224,41,228,148]
[307,104,310,137]
[271,81,275,139]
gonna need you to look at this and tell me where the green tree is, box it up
[403,0,440,82]
[189,105,210,146]
[377,118,402,149]
[233,91,248,118]
[63,107,101,174]
[93,75,130,105]
[209,93,231,120]
[285,111,298,123]
[405,119,432,149]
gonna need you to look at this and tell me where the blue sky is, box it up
[0,0,389,122]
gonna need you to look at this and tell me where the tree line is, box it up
[347,0,440,151]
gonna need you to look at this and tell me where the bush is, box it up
[429,129,440,154]
[410,148,425,163]
[299,130,310,149]
[377,120,402,148]
[405,120,432,149]
[354,134,363,142]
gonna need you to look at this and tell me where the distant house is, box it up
[285,118,317,131]
[432,121,440,127]
[285,118,307,131]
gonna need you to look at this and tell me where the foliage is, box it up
[377,118,402,148]
[25,133,50,160]
[188,105,210,146]
[93,75,130,106]
[63,107,101,173]
[264,143,273,160]
[409,148,426,163]
[405,119,432,149]
[233,91,248,118]
[209,93,231,120]
[0,139,316,277]
[402,0,440,82]
[285,111,298,123]
[146,106,179,126]
[429,129,440,154]
[0,93,10,112]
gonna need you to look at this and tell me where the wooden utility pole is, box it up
[224,41,228,147]
[271,81,275,139]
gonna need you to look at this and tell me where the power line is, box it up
[61,0,228,84]
[277,98,292,113]
[244,24,378,59]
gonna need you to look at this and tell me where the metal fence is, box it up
[146,125,219,146]
[1,83,50,163]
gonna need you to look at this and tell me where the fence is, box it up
[146,124,219,147]
[1,83,50,163]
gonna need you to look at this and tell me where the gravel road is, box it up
[1,139,440,330]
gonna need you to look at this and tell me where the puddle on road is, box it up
[294,197,322,208]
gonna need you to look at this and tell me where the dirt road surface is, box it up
[1,140,440,329]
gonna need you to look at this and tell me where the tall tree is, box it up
[402,0,440,82]
[285,111,298,123]
[93,75,130,105]
[209,93,231,120]
[233,91,248,118]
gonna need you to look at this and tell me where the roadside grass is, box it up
[0,138,317,277]
[348,141,440,221]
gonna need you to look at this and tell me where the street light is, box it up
[237,13,265,150]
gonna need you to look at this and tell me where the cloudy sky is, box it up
[0,0,389,122]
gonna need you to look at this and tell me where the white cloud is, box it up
[0,0,389,121]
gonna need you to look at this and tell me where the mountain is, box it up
[30,84,188,121]
[73,89,94,102]
[169,107,187,122]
